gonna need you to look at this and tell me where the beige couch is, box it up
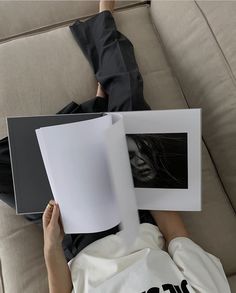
[0,1,236,292]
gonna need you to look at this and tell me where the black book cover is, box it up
[7,113,102,214]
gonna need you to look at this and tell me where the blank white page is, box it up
[36,115,120,233]
[105,114,139,246]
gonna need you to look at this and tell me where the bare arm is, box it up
[150,211,189,246]
[44,245,72,293]
[43,201,73,293]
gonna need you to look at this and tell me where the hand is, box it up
[43,200,65,251]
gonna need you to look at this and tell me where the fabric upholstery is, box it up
[181,143,236,275]
[0,118,5,141]
[0,6,188,292]
[0,25,96,137]
[197,1,236,77]
[150,0,236,211]
[0,0,142,42]
[0,2,236,292]
[0,5,185,139]
[0,201,48,293]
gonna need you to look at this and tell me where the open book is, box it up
[35,109,201,243]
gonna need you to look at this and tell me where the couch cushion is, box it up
[0,5,185,139]
[0,0,142,43]
[0,4,235,288]
[0,6,185,291]
[0,201,48,293]
[181,143,236,276]
[150,0,236,211]
[197,1,236,78]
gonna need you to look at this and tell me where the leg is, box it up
[70,5,150,112]
[99,0,115,13]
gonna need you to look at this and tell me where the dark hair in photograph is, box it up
[126,133,188,189]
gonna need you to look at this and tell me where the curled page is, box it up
[104,114,139,246]
[36,115,120,234]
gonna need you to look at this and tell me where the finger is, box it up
[50,203,60,226]
[42,201,55,227]
[43,201,54,218]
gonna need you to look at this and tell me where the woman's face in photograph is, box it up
[126,136,157,183]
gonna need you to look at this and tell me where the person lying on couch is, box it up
[43,3,230,292]
[43,200,230,293]
[0,1,231,292]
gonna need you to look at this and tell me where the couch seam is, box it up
[0,1,149,45]
[149,2,236,215]
[194,0,236,88]
[0,259,5,293]
[227,272,236,278]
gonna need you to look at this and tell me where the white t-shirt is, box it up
[68,223,230,293]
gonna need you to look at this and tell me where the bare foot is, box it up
[96,82,106,98]
[99,0,115,13]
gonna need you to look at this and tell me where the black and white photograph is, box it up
[126,133,188,189]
